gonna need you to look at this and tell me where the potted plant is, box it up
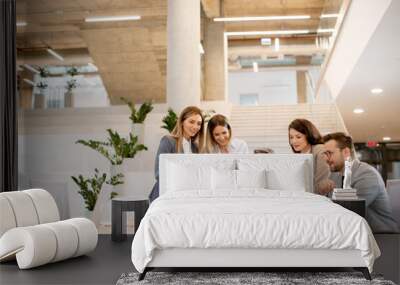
[65,67,78,108]
[76,129,148,194]
[34,81,48,109]
[120,97,153,144]
[71,168,123,225]
[161,108,178,133]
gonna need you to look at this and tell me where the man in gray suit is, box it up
[323,132,399,233]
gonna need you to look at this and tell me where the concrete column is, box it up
[296,71,307,103]
[204,19,225,101]
[167,0,201,113]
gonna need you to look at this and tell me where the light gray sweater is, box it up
[330,159,399,233]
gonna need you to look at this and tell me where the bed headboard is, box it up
[159,154,314,196]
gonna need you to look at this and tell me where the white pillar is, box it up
[167,0,201,113]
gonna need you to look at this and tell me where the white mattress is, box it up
[131,190,380,273]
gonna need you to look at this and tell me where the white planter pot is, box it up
[131,123,145,145]
[64,91,74,108]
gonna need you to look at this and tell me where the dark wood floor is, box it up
[0,235,134,285]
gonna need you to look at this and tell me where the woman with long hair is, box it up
[205,114,249,154]
[288,118,334,195]
[149,106,205,202]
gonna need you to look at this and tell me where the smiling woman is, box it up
[205,114,249,154]
[288,118,335,195]
[149,106,205,202]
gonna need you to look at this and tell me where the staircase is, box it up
[230,103,347,153]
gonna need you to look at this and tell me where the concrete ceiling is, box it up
[16,0,167,104]
[336,0,400,143]
[16,0,341,103]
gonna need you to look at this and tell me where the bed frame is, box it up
[139,249,371,280]
[138,154,372,281]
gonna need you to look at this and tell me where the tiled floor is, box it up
[0,235,133,285]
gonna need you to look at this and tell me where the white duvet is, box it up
[131,190,380,273]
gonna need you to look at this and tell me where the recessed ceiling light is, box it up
[317,28,335,33]
[370,88,383,94]
[85,15,141,22]
[382,137,391,141]
[22,64,39,74]
[353,108,364,114]
[23,78,35,86]
[225,30,309,36]
[214,15,310,22]
[320,14,339,18]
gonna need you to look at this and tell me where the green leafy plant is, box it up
[66,79,77,91]
[120,97,154,124]
[71,168,123,211]
[38,66,50,78]
[161,108,178,133]
[36,81,48,89]
[66,66,79,77]
[76,129,148,165]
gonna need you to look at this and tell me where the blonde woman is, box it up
[205,114,249,154]
[149,106,205,202]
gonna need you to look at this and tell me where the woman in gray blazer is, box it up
[149,106,205,202]
[288,119,335,195]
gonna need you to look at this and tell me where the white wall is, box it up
[228,70,297,105]
[32,74,109,108]
[18,106,167,224]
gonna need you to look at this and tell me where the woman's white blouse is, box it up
[182,138,192,154]
[216,138,249,154]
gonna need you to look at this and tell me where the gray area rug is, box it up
[116,271,396,285]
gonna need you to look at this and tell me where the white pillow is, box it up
[211,168,236,191]
[237,158,308,192]
[167,162,212,192]
[237,169,267,189]
[267,165,306,191]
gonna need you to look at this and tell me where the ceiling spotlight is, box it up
[253,62,259,73]
[85,15,141,22]
[47,48,64,62]
[214,15,310,22]
[370,88,383,94]
[353,108,364,114]
[382,137,391,141]
[22,64,39,74]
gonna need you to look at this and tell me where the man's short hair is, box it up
[323,132,354,151]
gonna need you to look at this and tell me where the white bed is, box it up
[131,154,380,280]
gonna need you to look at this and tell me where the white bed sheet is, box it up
[131,190,380,273]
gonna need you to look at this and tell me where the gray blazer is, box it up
[149,135,198,202]
[330,159,400,233]
[311,144,331,194]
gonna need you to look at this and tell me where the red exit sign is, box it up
[366,141,378,147]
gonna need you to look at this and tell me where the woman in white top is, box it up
[149,106,205,202]
[205,114,249,154]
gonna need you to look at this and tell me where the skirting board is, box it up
[148,248,366,268]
